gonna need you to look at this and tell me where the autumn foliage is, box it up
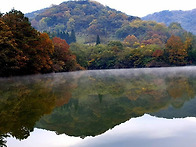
[0,19,27,76]
[0,10,81,77]
[166,35,188,65]
[123,35,139,47]
[1,8,196,77]
[52,37,79,72]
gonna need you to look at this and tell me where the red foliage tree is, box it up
[33,33,54,73]
[52,37,80,72]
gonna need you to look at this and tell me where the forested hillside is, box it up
[26,0,139,43]
[1,1,196,77]
[142,9,196,35]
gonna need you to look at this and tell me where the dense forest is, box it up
[25,0,196,69]
[26,0,139,43]
[1,0,196,77]
[142,9,196,35]
[69,21,196,69]
[0,9,82,77]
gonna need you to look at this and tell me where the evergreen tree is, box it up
[65,32,70,43]
[70,29,76,43]
[96,35,100,45]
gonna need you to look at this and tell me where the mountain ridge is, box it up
[25,0,195,45]
[142,9,196,34]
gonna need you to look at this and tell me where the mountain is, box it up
[142,9,196,35]
[26,0,139,43]
[26,0,194,45]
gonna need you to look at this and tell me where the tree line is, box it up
[70,34,196,69]
[1,9,196,77]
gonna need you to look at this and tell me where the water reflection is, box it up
[6,115,196,147]
[0,76,57,146]
[1,66,196,146]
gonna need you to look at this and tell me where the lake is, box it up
[1,66,196,147]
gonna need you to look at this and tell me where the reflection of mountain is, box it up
[36,67,196,137]
[36,94,168,137]
[1,67,196,144]
[152,96,196,118]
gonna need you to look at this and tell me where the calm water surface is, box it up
[1,67,196,147]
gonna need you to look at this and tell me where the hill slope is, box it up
[26,0,139,43]
[142,9,196,35]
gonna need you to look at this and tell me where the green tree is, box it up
[107,41,123,52]
[88,44,117,69]
[70,43,89,68]
[168,22,185,37]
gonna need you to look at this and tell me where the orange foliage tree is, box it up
[123,35,139,47]
[166,35,187,65]
[0,10,55,76]
[33,33,54,73]
[2,10,47,74]
[0,19,27,76]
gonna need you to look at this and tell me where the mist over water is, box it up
[2,66,196,147]
[1,66,196,84]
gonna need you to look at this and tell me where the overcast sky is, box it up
[1,0,196,17]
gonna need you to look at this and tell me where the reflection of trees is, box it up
[1,68,196,142]
[152,75,196,118]
[166,76,195,108]
[0,73,78,145]
[0,78,56,143]
[36,69,196,138]
[0,134,9,147]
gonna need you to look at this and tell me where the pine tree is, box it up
[70,29,76,43]
[96,35,100,45]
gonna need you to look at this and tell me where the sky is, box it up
[1,0,196,17]
[6,115,196,147]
